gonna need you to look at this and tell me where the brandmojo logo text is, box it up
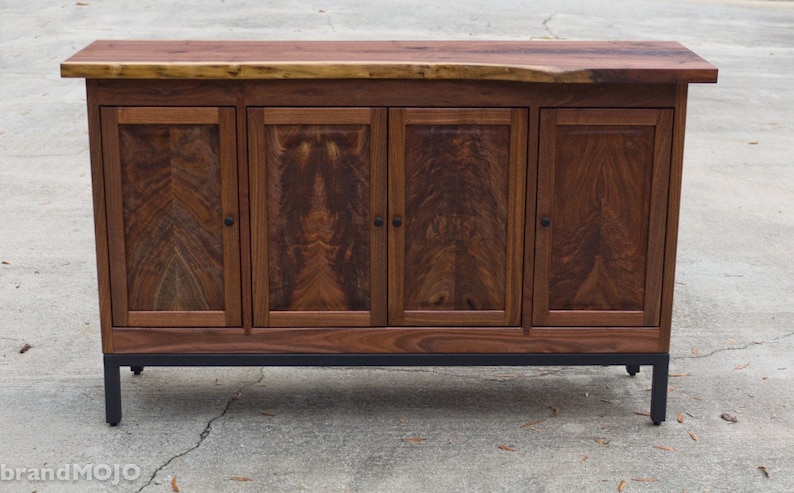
[1,463,140,485]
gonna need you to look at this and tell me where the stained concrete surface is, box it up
[0,0,792,491]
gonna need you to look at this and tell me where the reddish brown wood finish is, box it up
[658,84,691,352]
[100,107,241,327]
[62,40,718,84]
[68,42,717,358]
[85,81,115,352]
[110,327,660,354]
[533,109,672,327]
[248,108,387,327]
[388,109,526,326]
[90,79,679,109]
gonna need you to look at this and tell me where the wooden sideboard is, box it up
[62,41,717,425]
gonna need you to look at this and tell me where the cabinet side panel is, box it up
[265,123,372,312]
[402,124,510,312]
[87,83,114,352]
[118,123,225,311]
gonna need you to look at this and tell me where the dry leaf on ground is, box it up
[548,405,560,416]
[594,438,610,445]
[758,466,770,478]
[260,412,275,417]
[618,479,627,492]
[170,476,179,492]
[721,413,738,423]
[498,444,515,452]
[401,437,426,443]
[688,430,699,441]
[631,477,658,482]
[734,363,750,370]
[677,412,685,423]
[653,445,676,452]
[19,344,32,354]
[669,373,691,377]
[691,347,700,356]
[633,411,650,417]
[1,260,9,265]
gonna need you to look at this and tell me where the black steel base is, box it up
[103,352,669,426]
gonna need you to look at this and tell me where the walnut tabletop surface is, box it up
[61,40,718,83]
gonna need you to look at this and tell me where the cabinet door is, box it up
[533,109,672,327]
[101,107,241,327]
[249,108,387,327]
[389,109,527,326]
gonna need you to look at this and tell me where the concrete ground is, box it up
[1,0,792,491]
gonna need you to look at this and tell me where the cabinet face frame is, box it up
[388,108,528,327]
[248,107,388,327]
[100,106,241,327]
[533,108,673,327]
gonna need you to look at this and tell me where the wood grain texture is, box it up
[102,107,240,327]
[550,124,653,310]
[110,326,661,354]
[62,40,718,84]
[534,109,671,327]
[266,124,371,311]
[86,81,115,352]
[75,61,707,359]
[119,122,225,311]
[249,108,387,327]
[403,124,509,311]
[91,79,679,109]
[389,109,526,326]
[658,84,690,351]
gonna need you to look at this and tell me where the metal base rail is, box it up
[104,353,669,426]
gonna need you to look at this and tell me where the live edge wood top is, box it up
[62,40,718,84]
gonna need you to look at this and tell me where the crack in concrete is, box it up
[678,331,794,360]
[131,329,793,491]
[367,366,562,381]
[136,368,265,493]
[325,12,336,32]
[369,366,487,380]
[542,12,560,39]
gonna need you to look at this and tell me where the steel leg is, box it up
[626,364,640,376]
[103,356,122,426]
[650,355,669,425]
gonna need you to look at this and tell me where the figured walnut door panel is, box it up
[389,109,527,326]
[249,108,387,327]
[533,109,673,327]
[101,107,241,327]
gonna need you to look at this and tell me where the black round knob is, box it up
[224,216,235,227]
[374,217,385,227]
[392,217,402,228]
[540,217,551,228]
